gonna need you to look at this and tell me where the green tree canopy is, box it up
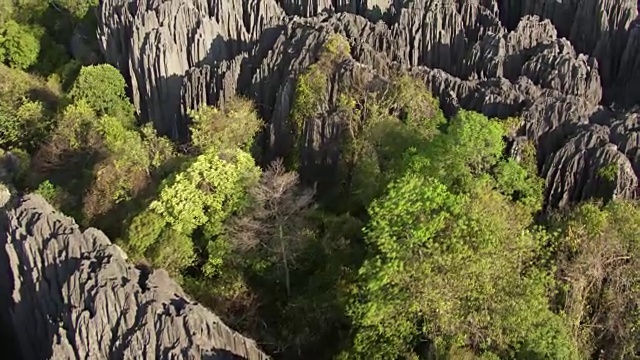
[342,111,574,360]
[344,174,576,359]
[68,64,133,117]
[406,110,543,210]
[188,97,263,153]
[0,64,60,152]
[53,0,99,21]
[0,20,40,70]
[122,147,261,275]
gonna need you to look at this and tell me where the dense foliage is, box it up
[69,64,133,117]
[342,112,572,360]
[0,20,40,70]
[1,9,639,360]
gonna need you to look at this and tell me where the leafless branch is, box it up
[227,158,317,297]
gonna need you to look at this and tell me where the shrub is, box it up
[0,99,48,150]
[597,162,618,182]
[122,148,261,275]
[0,20,40,70]
[55,0,99,21]
[35,179,65,208]
[0,65,60,152]
[188,97,262,153]
[68,64,133,117]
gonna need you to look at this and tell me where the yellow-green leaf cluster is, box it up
[149,148,260,235]
[188,97,262,153]
[122,148,260,275]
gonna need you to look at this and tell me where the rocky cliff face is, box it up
[97,0,285,139]
[0,193,270,360]
[97,0,640,207]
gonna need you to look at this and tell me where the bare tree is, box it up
[229,158,316,297]
[557,204,640,358]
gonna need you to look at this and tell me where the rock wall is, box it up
[97,0,640,207]
[97,0,285,139]
[0,194,270,360]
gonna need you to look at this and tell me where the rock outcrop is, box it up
[97,0,640,207]
[0,194,270,360]
[97,0,285,139]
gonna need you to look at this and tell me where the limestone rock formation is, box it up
[97,0,285,139]
[0,194,270,360]
[97,0,640,207]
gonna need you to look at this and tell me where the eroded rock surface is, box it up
[0,195,270,360]
[97,0,640,207]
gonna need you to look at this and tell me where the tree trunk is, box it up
[279,224,291,297]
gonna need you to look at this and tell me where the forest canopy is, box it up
[0,5,639,360]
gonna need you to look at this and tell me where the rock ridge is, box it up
[96,0,640,206]
[0,194,270,360]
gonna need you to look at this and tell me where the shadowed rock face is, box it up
[97,0,640,208]
[0,194,270,360]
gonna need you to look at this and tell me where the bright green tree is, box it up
[342,111,575,359]
[122,148,261,275]
[68,64,133,117]
[149,148,260,236]
[0,99,46,150]
[405,110,505,190]
[0,64,61,152]
[343,173,576,359]
[334,74,446,211]
[188,97,263,153]
[405,110,542,210]
[0,20,40,70]
[34,179,65,208]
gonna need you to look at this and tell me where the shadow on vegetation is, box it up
[31,147,106,223]
[92,155,189,240]
[28,87,60,110]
